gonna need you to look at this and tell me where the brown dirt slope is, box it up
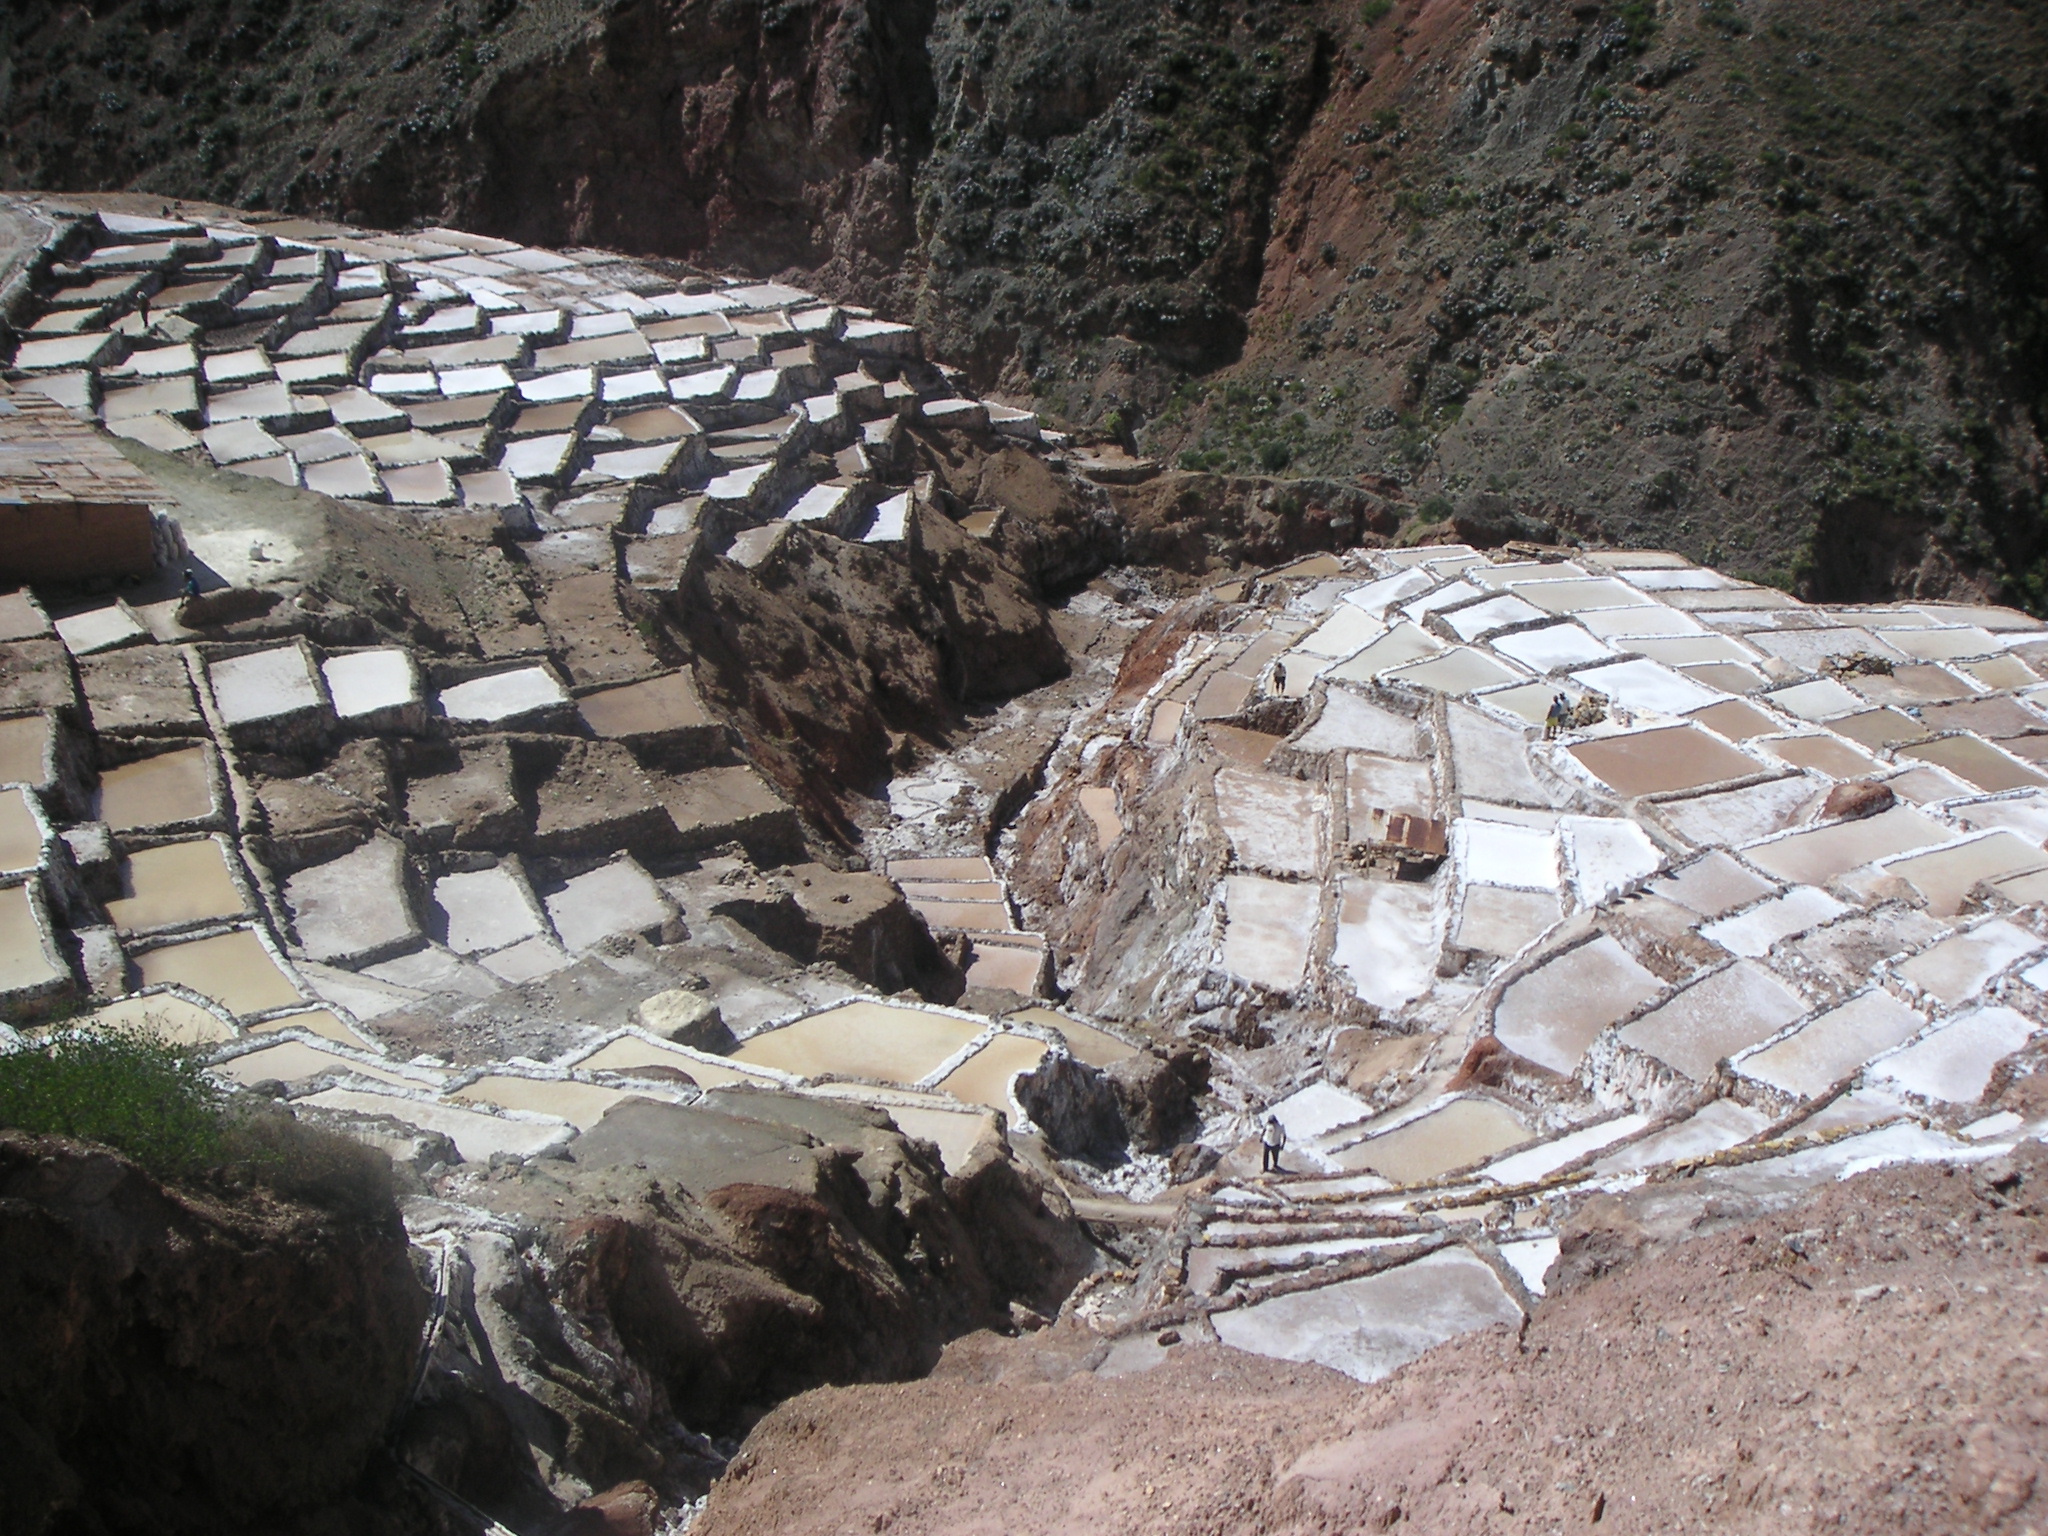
[0,1129,430,1536]
[699,1145,2048,1536]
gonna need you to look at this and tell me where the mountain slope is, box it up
[4,0,2046,601]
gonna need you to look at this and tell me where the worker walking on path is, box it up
[1261,1113,1286,1174]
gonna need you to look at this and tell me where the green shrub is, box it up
[1361,0,1394,25]
[1257,440,1294,472]
[0,1025,398,1217]
[0,1025,227,1176]
[1416,495,1455,523]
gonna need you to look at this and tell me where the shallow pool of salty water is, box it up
[0,788,41,873]
[0,714,51,786]
[454,1074,654,1129]
[0,882,61,994]
[934,1033,1048,1114]
[77,990,236,1046]
[1001,1008,1139,1069]
[98,747,213,831]
[104,838,245,933]
[731,1000,983,1084]
[1333,1097,1532,1183]
[133,929,302,1016]
[577,1033,783,1088]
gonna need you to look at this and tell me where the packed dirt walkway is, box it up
[701,1146,2048,1536]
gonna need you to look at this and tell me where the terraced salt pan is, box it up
[208,644,325,728]
[1340,569,1432,616]
[1295,689,1425,757]
[1567,725,1762,797]
[435,865,547,955]
[1735,989,1927,1100]
[1654,776,1822,850]
[1215,769,1326,877]
[1877,830,2048,915]
[304,1086,569,1161]
[0,882,66,996]
[1211,1246,1523,1383]
[1324,623,1442,683]
[1498,1236,1561,1296]
[438,666,569,725]
[1493,935,1664,1074]
[1441,593,1545,640]
[104,837,247,933]
[1591,1099,1772,1174]
[80,990,236,1046]
[1617,961,1809,1082]
[1455,818,1559,891]
[1741,805,1949,886]
[453,1074,673,1129]
[576,1033,785,1089]
[1481,1113,1653,1184]
[1490,623,1614,672]
[1650,850,1777,917]
[1870,1005,2039,1104]
[1219,874,1318,990]
[1559,816,1663,903]
[1765,678,1865,722]
[1896,920,2044,1006]
[1384,646,1524,695]
[731,1000,983,1083]
[1699,885,1847,958]
[1297,606,1386,658]
[544,858,674,952]
[1453,885,1561,956]
[321,649,418,720]
[0,715,53,789]
[213,1040,419,1090]
[1755,734,1880,780]
[1001,1008,1140,1068]
[933,1033,1048,1113]
[1570,658,1721,716]
[882,1104,997,1173]
[1269,1080,1377,1146]
[1332,877,1436,1011]
[1897,734,2047,794]
[1333,1096,1532,1182]
[135,929,303,1016]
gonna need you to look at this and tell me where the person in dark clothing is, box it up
[1260,1114,1285,1174]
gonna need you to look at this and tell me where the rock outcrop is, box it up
[400,1092,1092,1521]
[0,1129,428,1536]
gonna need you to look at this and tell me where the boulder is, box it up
[1104,1043,1210,1152]
[1014,1052,1126,1163]
[1821,779,1895,822]
[633,987,734,1052]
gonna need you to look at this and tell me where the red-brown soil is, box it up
[701,1146,2048,1536]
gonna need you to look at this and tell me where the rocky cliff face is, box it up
[0,1130,429,1536]
[5,0,2046,591]
[400,1092,1093,1522]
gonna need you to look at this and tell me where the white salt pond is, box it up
[1211,1246,1523,1383]
[1590,1099,1772,1174]
[1618,961,1808,1082]
[209,645,325,728]
[1332,878,1436,1011]
[1735,989,1926,1100]
[438,666,569,725]
[1219,874,1318,990]
[1870,1005,2040,1104]
[1492,935,1664,1075]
